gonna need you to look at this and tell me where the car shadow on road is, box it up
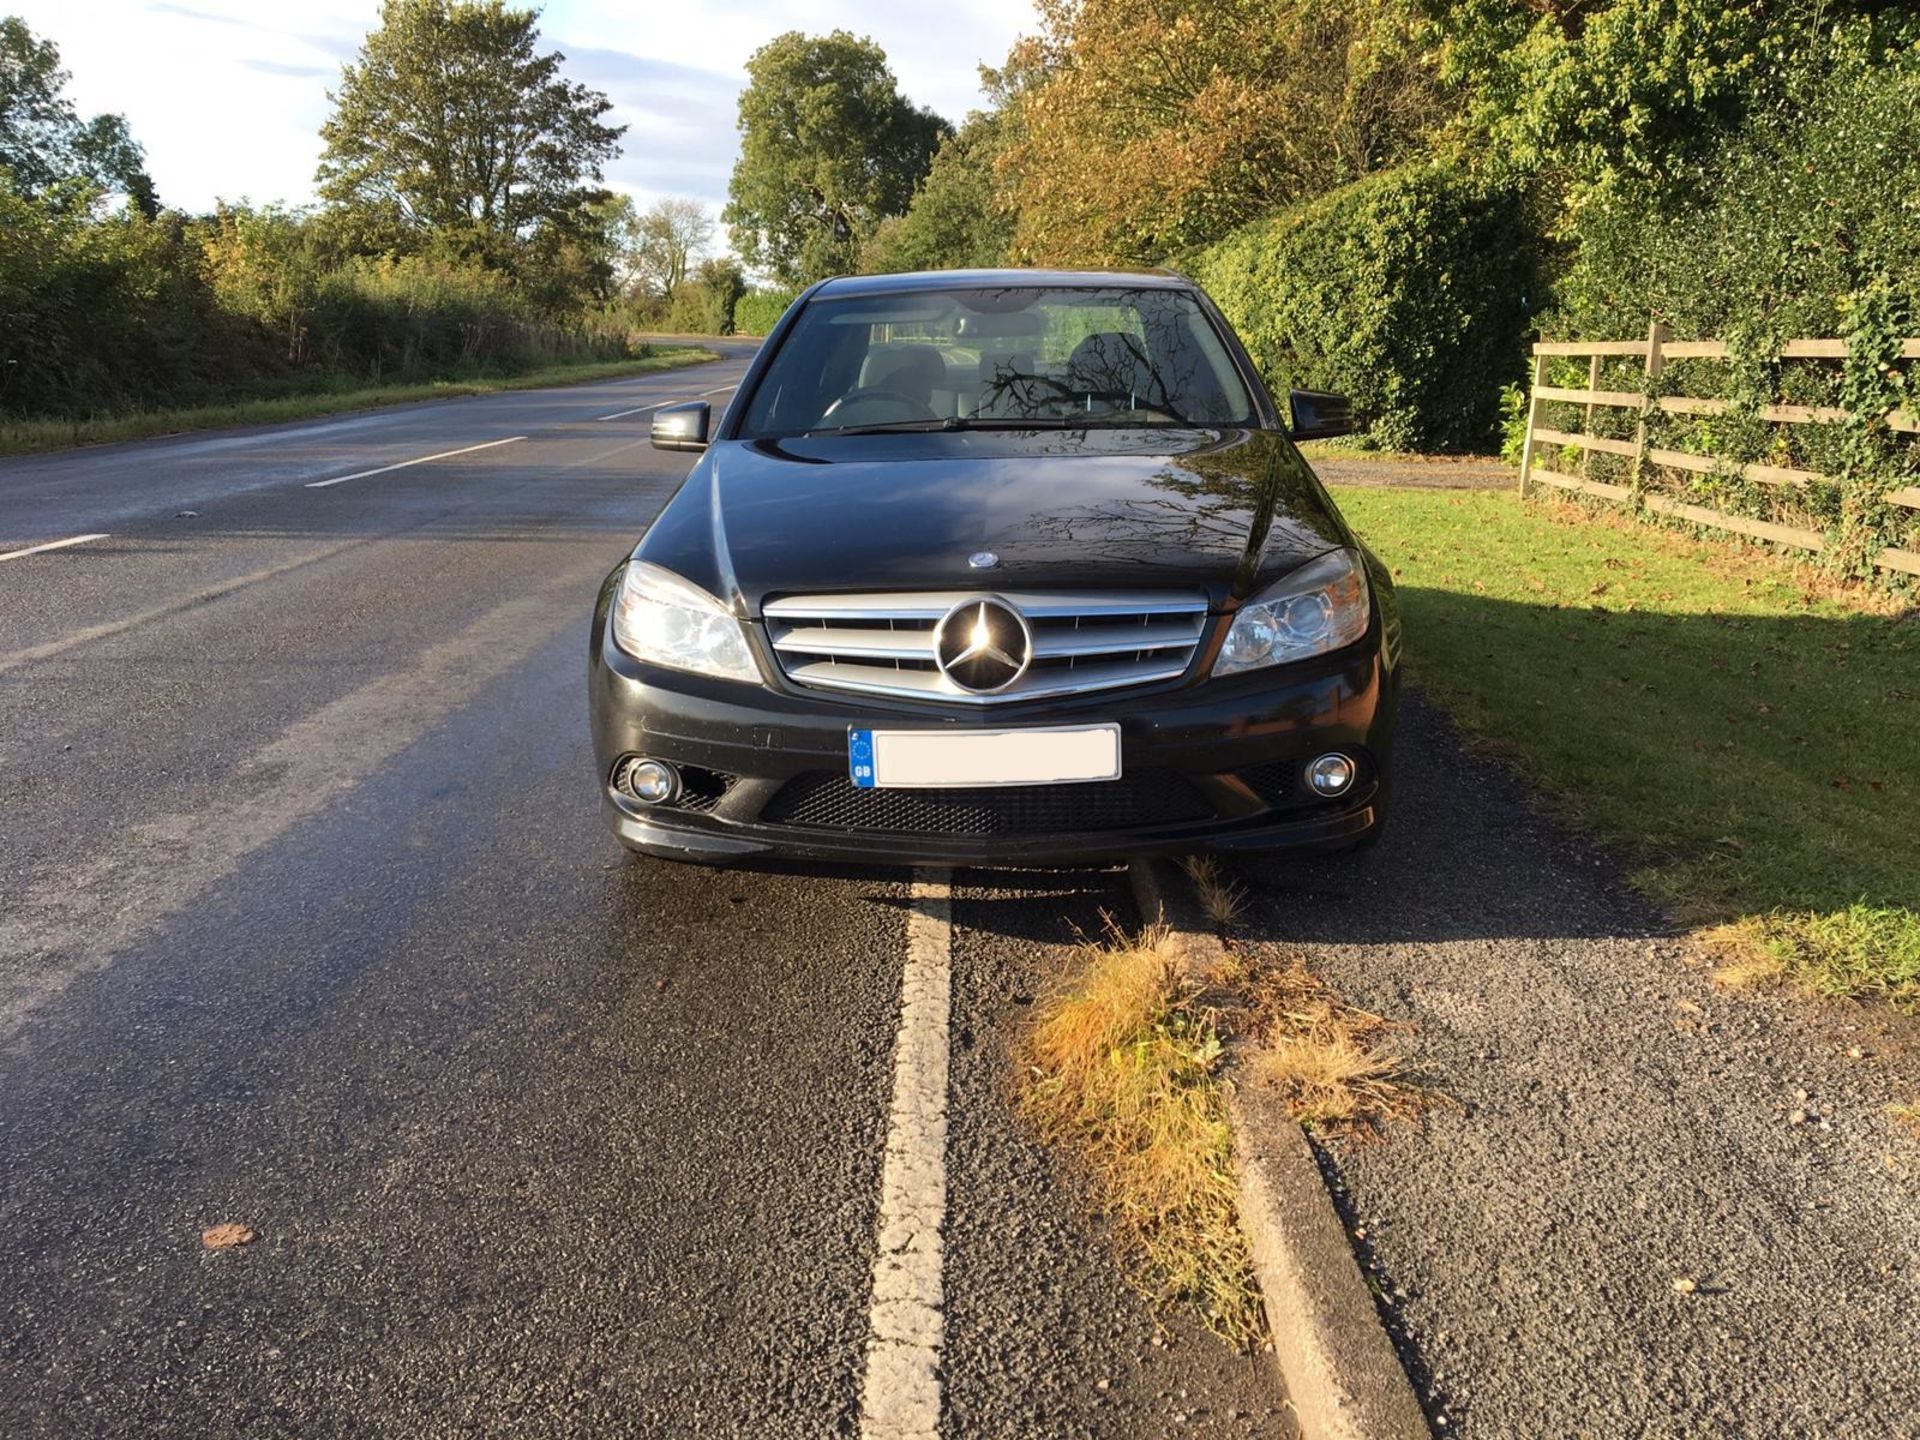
[1229,693,1651,947]
[1231,586,1917,951]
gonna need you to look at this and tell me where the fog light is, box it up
[1307,753,1356,797]
[621,758,680,805]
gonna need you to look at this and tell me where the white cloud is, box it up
[12,0,1035,222]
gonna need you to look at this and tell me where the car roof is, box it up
[810,267,1192,298]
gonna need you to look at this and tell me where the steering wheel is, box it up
[819,388,939,427]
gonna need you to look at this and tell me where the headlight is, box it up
[1214,549,1370,676]
[609,561,760,683]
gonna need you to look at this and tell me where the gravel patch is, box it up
[1229,696,1920,1436]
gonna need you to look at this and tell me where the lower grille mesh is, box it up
[1236,762,1297,806]
[762,770,1212,837]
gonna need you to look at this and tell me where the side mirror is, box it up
[1288,388,1354,441]
[651,401,711,452]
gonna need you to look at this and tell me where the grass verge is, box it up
[1297,436,1502,466]
[1019,916,1429,1347]
[0,348,720,457]
[1333,483,1920,1007]
[1703,906,1920,1007]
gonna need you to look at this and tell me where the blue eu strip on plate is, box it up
[848,728,876,788]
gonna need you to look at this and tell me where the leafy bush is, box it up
[1193,164,1543,452]
[1000,0,1447,265]
[0,185,255,417]
[731,287,798,336]
[658,257,747,335]
[1498,383,1529,466]
[0,186,635,421]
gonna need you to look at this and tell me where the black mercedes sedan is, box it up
[588,269,1399,866]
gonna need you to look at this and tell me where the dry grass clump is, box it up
[1020,899,1431,1348]
[1890,1103,1920,1141]
[1700,924,1790,993]
[1245,960,1431,1133]
[1021,921,1266,1348]
[1181,855,1247,930]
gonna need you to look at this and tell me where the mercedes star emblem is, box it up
[933,597,1032,693]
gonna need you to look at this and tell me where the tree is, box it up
[665,256,746,334]
[316,0,625,255]
[723,31,950,286]
[0,17,156,212]
[998,0,1446,264]
[862,110,1015,273]
[628,197,713,299]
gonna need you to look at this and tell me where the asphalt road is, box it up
[0,353,1285,1438]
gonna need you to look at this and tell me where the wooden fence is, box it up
[1517,325,1920,579]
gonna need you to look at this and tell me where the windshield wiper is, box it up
[805,417,963,436]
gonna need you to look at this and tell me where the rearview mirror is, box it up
[651,401,710,452]
[1288,389,1354,441]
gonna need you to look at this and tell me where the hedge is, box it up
[0,190,635,420]
[1541,43,1920,580]
[1192,164,1543,453]
[732,288,797,337]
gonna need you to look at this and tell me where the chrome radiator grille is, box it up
[761,589,1209,703]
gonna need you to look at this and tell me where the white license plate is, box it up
[848,724,1121,789]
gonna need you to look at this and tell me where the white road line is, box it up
[859,873,953,1440]
[595,382,739,421]
[305,435,525,488]
[595,401,671,421]
[0,433,661,677]
[0,534,110,564]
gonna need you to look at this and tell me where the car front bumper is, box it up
[588,622,1397,867]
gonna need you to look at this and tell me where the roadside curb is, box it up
[1128,854,1229,979]
[1128,858,1431,1440]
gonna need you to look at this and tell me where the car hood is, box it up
[641,428,1353,614]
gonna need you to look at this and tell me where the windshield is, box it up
[735,285,1259,438]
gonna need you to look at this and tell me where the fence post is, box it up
[1630,320,1669,498]
[1517,348,1550,498]
[1582,352,1602,479]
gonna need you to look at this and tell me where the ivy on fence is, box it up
[1518,301,1920,584]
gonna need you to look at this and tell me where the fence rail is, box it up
[1518,324,1920,579]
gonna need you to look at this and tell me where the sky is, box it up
[13,0,1037,219]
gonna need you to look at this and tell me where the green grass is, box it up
[1709,905,1920,1007]
[0,348,720,457]
[1335,485,1920,1006]
[1297,436,1501,465]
